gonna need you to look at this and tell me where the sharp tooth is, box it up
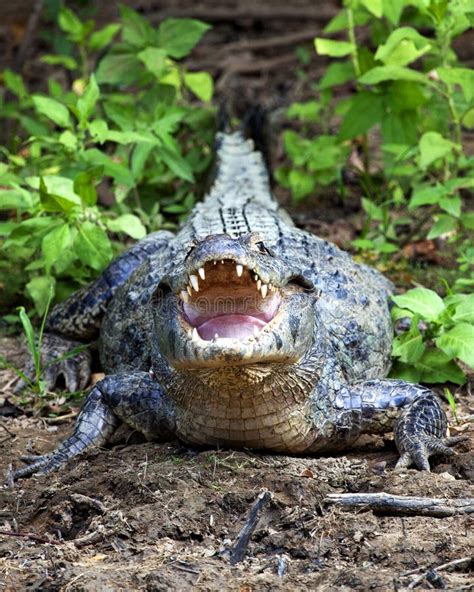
[261,284,268,298]
[187,285,192,297]
[198,267,205,280]
[253,326,259,337]
[180,290,189,303]
[236,264,243,277]
[268,283,273,291]
[214,333,219,340]
[254,274,259,281]
[188,329,193,339]
[221,260,224,264]
[257,279,262,291]
[190,275,199,292]
[192,328,199,340]
[213,260,217,265]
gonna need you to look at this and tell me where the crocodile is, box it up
[12,119,463,480]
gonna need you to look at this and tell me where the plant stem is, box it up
[346,7,360,78]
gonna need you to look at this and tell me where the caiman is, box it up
[12,116,462,479]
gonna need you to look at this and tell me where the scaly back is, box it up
[178,131,286,243]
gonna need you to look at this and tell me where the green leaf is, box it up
[42,223,71,272]
[452,295,474,324]
[392,321,425,364]
[120,5,155,48]
[360,0,383,17]
[427,214,458,239]
[288,169,316,201]
[88,23,121,51]
[157,18,211,59]
[361,197,383,220]
[314,38,354,57]
[183,72,214,102]
[389,361,422,382]
[359,65,427,84]
[58,130,78,150]
[77,75,100,125]
[414,349,465,384]
[418,132,456,169]
[374,27,432,66]
[339,91,384,140]
[439,194,461,218]
[409,183,446,209]
[392,288,445,321]
[74,221,113,271]
[381,0,405,25]
[32,96,71,128]
[26,276,56,317]
[3,69,27,98]
[137,47,168,78]
[106,214,147,239]
[436,323,474,369]
[319,61,355,90]
[159,143,194,182]
[58,6,84,42]
[39,177,81,213]
[73,167,103,206]
[41,54,78,70]
[95,52,141,85]
[438,67,474,101]
[287,101,322,121]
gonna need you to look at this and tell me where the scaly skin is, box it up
[12,130,462,479]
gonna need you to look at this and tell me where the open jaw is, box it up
[178,260,281,342]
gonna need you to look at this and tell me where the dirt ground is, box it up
[0,339,473,592]
[1,1,474,590]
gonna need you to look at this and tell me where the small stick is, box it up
[324,493,474,518]
[221,490,272,565]
[406,557,472,589]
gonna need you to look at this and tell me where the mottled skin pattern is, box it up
[13,131,462,480]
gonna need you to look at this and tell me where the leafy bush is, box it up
[0,6,214,316]
[390,287,474,384]
[278,0,474,259]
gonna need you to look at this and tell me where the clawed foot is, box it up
[395,434,467,471]
[9,452,69,482]
[14,333,91,393]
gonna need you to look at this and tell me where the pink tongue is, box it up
[197,315,266,340]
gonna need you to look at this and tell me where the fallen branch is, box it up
[405,557,472,589]
[324,492,474,518]
[221,490,272,565]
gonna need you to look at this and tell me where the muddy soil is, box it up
[0,342,473,592]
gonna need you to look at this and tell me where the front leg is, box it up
[345,379,464,470]
[12,372,175,480]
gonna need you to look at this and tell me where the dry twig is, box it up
[221,490,273,564]
[324,492,474,518]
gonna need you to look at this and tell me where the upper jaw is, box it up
[178,257,278,304]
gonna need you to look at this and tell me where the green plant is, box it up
[0,286,88,397]
[390,286,474,384]
[0,5,215,316]
[278,0,474,263]
[443,387,459,424]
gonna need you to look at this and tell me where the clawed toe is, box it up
[395,434,465,471]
